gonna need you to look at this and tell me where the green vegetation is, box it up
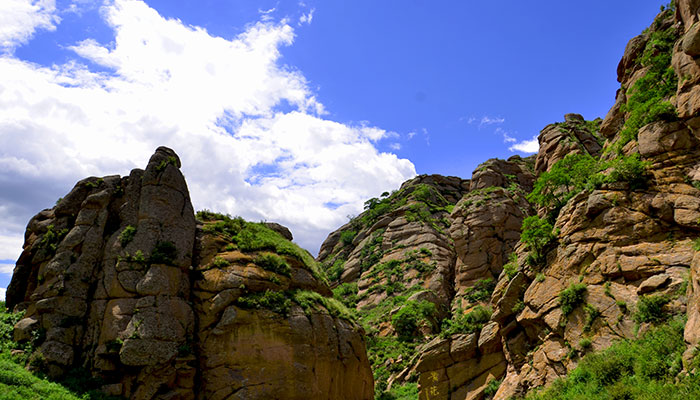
[484,378,503,399]
[583,304,601,332]
[559,283,587,316]
[503,253,519,280]
[521,216,556,266]
[199,212,324,283]
[254,253,291,276]
[155,156,178,172]
[0,302,122,400]
[526,318,694,400]
[376,382,418,400]
[118,226,136,247]
[391,300,437,340]
[332,282,359,308]
[236,289,292,315]
[82,178,103,189]
[149,241,177,265]
[340,230,357,246]
[291,290,355,321]
[613,20,679,153]
[367,336,418,397]
[210,256,229,268]
[527,153,649,222]
[634,294,671,324]
[40,225,69,255]
[464,278,496,304]
[441,305,491,338]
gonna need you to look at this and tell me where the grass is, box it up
[199,212,325,283]
[0,303,122,400]
[559,283,587,316]
[526,317,696,400]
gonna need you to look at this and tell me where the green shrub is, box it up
[254,253,291,276]
[607,154,649,190]
[503,253,519,280]
[292,290,355,321]
[579,338,592,349]
[441,305,492,338]
[634,294,670,323]
[236,289,292,316]
[521,216,556,265]
[583,304,601,331]
[559,283,587,316]
[210,256,229,268]
[526,318,690,400]
[464,278,496,303]
[536,273,546,282]
[118,225,136,247]
[527,153,601,214]
[484,378,502,398]
[391,300,437,340]
[326,258,345,282]
[40,225,69,255]
[150,241,177,264]
[156,156,178,172]
[340,230,357,246]
[612,24,679,153]
[377,382,418,400]
[332,282,359,308]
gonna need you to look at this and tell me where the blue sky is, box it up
[0,0,665,297]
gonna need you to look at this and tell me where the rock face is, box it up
[316,3,700,399]
[7,147,373,400]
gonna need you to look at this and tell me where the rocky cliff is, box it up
[315,2,700,399]
[6,147,373,400]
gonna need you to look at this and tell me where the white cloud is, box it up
[0,262,14,274]
[509,136,540,153]
[0,0,416,255]
[299,8,314,25]
[389,143,401,150]
[0,0,60,51]
[0,288,5,302]
[479,116,504,127]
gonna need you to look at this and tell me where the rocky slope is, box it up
[6,147,373,400]
[315,3,700,399]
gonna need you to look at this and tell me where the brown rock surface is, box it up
[7,147,373,400]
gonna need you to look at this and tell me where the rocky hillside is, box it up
[7,2,700,400]
[5,147,373,400]
[315,2,700,399]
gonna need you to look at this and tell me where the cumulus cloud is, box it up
[0,0,416,256]
[509,136,540,153]
[0,288,5,302]
[0,0,60,51]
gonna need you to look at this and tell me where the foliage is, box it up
[559,283,587,316]
[40,225,69,255]
[210,256,229,268]
[254,253,291,276]
[149,241,177,265]
[607,153,649,190]
[484,378,503,398]
[503,253,519,280]
[613,23,679,153]
[155,156,178,173]
[391,300,436,340]
[366,336,417,397]
[441,305,491,338]
[332,282,359,309]
[326,258,345,282]
[634,294,670,324]
[236,289,292,316]
[693,237,700,252]
[579,338,592,349]
[464,278,496,303]
[0,303,122,400]
[583,304,601,332]
[340,230,357,246]
[376,382,418,400]
[527,153,601,214]
[526,318,690,400]
[118,226,136,248]
[201,214,324,283]
[521,216,556,266]
[291,290,355,321]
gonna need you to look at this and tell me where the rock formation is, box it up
[7,147,373,400]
